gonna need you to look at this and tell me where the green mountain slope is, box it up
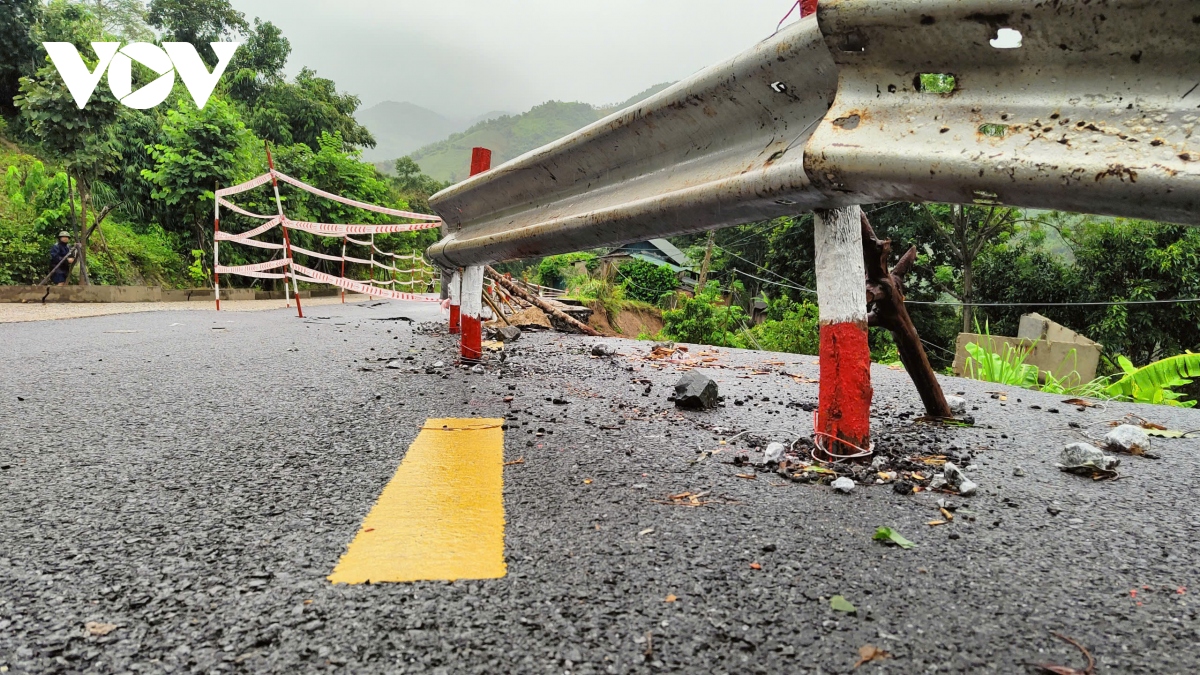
[410,83,676,183]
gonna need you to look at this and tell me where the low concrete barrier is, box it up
[0,286,163,303]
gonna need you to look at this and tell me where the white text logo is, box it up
[43,42,241,110]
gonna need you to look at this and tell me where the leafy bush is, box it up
[662,281,747,347]
[748,298,820,355]
[1106,353,1200,408]
[616,259,678,304]
[537,252,597,288]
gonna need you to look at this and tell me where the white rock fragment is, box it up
[1105,424,1150,455]
[943,462,978,496]
[832,477,855,494]
[946,396,967,415]
[1058,443,1121,473]
[764,442,786,464]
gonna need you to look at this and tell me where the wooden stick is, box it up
[485,266,601,336]
[483,290,511,326]
[861,212,953,418]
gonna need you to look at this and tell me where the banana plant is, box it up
[1105,353,1200,408]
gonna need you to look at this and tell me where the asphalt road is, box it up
[1,301,1198,674]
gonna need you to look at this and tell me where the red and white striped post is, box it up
[213,184,221,311]
[265,142,303,319]
[448,269,462,334]
[814,205,872,461]
[460,146,493,362]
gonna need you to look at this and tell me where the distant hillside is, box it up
[356,102,507,164]
[409,83,676,183]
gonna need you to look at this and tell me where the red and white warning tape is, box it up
[272,171,440,221]
[216,258,291,274]
[291,263,440,302]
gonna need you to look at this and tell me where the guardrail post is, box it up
[448,269,462,334]
[814,205,872,461]
[460,147,493,361]
[461,266,484,362]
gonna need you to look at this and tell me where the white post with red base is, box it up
[460,265,484,362]
[814,205,873,461]
[448,269,462,334]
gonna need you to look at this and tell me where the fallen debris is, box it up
[830,595,857,614]
[873,527,916,549]
[85,622,119,636]
[764,442,786,464]
[854,645,891,669]
[832,477,856,493]
[942,462,978,496]
[946,395,967,415]
[1105,424,1151,456]
[1058,443,1121,478]
[496,326,522,342]
[673,371,720,410]
[1027,632,1096,675]
[506,307,553,330]
[591,343,616,357]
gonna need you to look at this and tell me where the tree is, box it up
[919,204,1021,332]
[147,0,247,63]
[0,0,41,112]
[142,97,256,248]
[90,0,154,41]
[16,27,121,284]
[244,68,375,152]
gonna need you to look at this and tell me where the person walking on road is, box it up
[49,232,75,286]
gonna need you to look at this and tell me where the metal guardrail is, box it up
[429,1,1200,267]
[427,16,839,267]
[805,0,1200,224]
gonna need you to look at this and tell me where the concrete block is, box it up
[953,333,1101,386]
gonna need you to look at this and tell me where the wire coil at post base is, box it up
[810,411,874,464]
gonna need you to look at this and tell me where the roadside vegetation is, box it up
[0,0,446,289]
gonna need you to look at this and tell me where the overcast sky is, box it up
[231,0,800,117]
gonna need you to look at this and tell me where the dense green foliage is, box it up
[615,259,678,304]
[662,282,748,347]
[0,0,441,288]
[536,252,597,288]
[668,205,1199,379]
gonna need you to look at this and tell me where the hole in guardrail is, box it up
[838,31,867,52]
[989,28,1023,49]
[832,114,861,130]
[916,73,956,94]
[978,123,1008,138]
[973,190,1002,205]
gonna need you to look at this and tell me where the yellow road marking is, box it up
[328,418,506,584]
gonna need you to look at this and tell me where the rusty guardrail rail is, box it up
[427,1,1200,268]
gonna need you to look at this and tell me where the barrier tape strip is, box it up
[215,217,281,240]
[215,173,273,197]
[282,218,441,236]
[217,197,277,220]
[272,171,441,222]
[216,258,291,274]
[344,254,373,266]
[222,269,287,280]
[288,244,345,262]
[291,263,441,302]
[345,236,371,246]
